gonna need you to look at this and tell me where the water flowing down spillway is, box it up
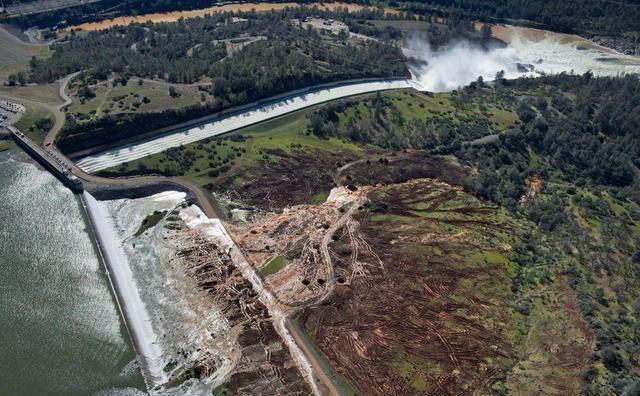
[82,191,168,388]
[75,27,640,175]
[75,79,417,173]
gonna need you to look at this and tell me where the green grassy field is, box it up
[0,28,51,81]
[14,103,52,143]
[69,78,208,123]
[349,89,516,130]
[104,107,362,186]
[0,83,62,106]
[260,255,287,277]
[134,210,167,237]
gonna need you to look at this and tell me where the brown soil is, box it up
[340,150,469,187]
[519,176,542,203]
[213,140,599,395]
[226,185,372,308]
[294,179,518,395]
[475,22,583,45]
[222,147,361,211]
[222,148,468,212]
[227,176,519,394]
[222,161,598,394]
[167,213,310,394]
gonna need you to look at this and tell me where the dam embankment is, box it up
[9,126,83,193]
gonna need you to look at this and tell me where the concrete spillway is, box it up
[76,79,418,173]
[81,192,167,389]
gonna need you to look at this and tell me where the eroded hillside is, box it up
[222,176,595,394]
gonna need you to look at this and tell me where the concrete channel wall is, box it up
[76,78,419,173]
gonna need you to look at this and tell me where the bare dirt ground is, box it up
[225,185,372,309]
[163,210,310,394]
[225,173,595,394]
[0,83,63,106]
[339,150,468,187]
[221,147,363,211]
[519,176,542,203]
[299,179,519,395]
[226,177,516,394]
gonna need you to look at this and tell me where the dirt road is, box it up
[285,318,343,396]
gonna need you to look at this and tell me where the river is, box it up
[0,150,146,395]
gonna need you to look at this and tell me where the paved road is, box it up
[3,75,220,218]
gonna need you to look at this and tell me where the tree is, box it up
[480,24,492,41]
[309,112,327,137]
[79,85,96,99]
[17,72,27,86]
[169,86,179,98]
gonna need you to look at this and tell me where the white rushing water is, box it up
[75,80,416,173]
[87,191,243,395]
[82,192,168,388]
[406,29,640,92]
[75,27,640,174]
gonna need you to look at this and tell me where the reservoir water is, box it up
[0,150,146,395]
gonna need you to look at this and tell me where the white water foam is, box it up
[178,205,323,396]
[82,192,168,388]
[96,191,243,395]
[406,32,640,92]
[76,80,416,173]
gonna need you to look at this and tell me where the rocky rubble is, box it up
[591,35,640,56]
[169,216,310,395]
